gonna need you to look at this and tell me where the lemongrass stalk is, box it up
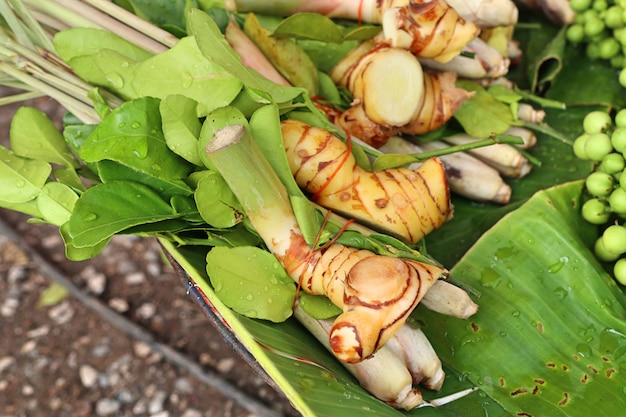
[419,38,509,79]
[0,89,43,105]
[379,136,511,204]
[5,0,56,51]
[0,0,36,50]
[80,0,178,48]
[25,0,168,53]
[447,0,519,27]
[1,35,94,93]
[293,305,425,410]
[28,9,71,32]
[0,61,99,122]
[443,133,531,179]
[22,0,100,29]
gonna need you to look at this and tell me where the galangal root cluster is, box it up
[208,123,478,409]
[329,41,473,148]
[282,119,452,243]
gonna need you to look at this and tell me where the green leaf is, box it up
[131,36,244,113]
[546,45,626,109]
[453,81,516,138]
[66,49,140,99]
[53,27,153,63]
[53,166,87,192]
[79,97,192,180]
[60,222,110,261]
[298,292,341,319]
[10,107,78,168]
[123,0,189,30]
[527,26,567,93]
[271,13,345,42]
[193,170,244,228]
[36,282,69,307]
[67,180,178,247]
[36,182,78,227]
[244,13,319,96]
[186,8,303,104]
[419,181,626,417]
[0,145,51,204]
[0,199,42,219]
[96,160,193,200]
[271,13,380,43]
[160,94,203,166]
[205,246,296,322]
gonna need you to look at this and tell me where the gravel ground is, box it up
[0,93,300,417]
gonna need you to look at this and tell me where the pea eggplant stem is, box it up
[379,136,512,204]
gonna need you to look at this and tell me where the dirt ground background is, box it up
[0,92,300,417]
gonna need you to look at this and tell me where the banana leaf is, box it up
[161,239,498,417]
[419,180,626,416]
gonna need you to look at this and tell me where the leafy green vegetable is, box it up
[67,180,179,247]
[187,8,303,105]
[36,182,77,226]
[53,27,153,62]
[299,292,341,319]
[36,282,69,307]
[10,106,78,168]
[193,170,244,228]
[206,246,296,322]
[0,145,51,204]
[420,181,626,416]
[271,12,380,43]
[159,94,203,166]
[453,81,518,138]
[79,97,192,180]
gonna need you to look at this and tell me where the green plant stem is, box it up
[0,0,36,50]
[1,35,92,92]
[23,0,170,54]
[205,124,300,252]
[81,0,178,48]
[0,89,43,105]
[369,134,523,161]
[21,0,99,31]
[0,61,99,122]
